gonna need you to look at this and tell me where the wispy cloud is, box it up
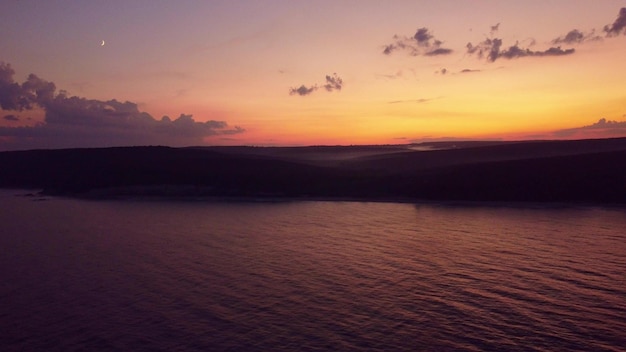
[490,23,500,35]
[437,68,481,75]
[0,62,243,150]
[376,69,417,81]
[383,27,453,57]
[289,73,343,97]
[388,97,439,104]
[375,71,404,80]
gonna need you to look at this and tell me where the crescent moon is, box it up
[101,40,105,46]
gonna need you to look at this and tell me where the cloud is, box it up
[376,69,418,80]
[388,97,439,104]
[0,62,244,150]
[425,48,453,56]
[323,73,343,92]
[467,38,574,62]
[604,7,626,36]
[289,85,317,96]
[437,67,481,75]
[387,96,444,104]
[0,63,34,111]
[414,27,433,44]
[552,118,626,138]
[467,8,626,63]
[383,27,453,57]
[466,38,501,62]
[552,29,602,44]
[290,73,343,96]
[552,29,584,44]
[3,114,19,121]
[375,70,404,80]
[490,23,500,35]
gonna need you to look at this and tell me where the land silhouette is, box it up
[1,137,625,203]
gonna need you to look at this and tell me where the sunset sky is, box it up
[1,0,626,149]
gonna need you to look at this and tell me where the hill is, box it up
[1,138,625,203]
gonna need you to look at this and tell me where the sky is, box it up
[1,0,626,150]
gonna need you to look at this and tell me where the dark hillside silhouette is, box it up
[1,138,625,203]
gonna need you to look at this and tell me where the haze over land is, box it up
[2,1,626,150]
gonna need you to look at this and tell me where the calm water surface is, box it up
[1,190,625,351]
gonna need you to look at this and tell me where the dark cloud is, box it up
[383,27,453,57]
[290,73,343,96]
[3,114,19,121]
[552,118,626,138]
[0,62,244,150]
[383,44,396,55]
[604,7,626,36]
[425,48,453,56]
[552,29,584,44]
[502,44,575,59]
[413,27,433,44]
[466,38,502,62]
[552,29,602,44]
[0,62,33,111]
[460,69,481,73]
[289,85,317,96]
[323,73,343,92]
[467,38,574,62]
[536,46,576,56]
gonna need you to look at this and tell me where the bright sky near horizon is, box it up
[1,0,626,149]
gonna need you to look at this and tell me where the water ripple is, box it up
[1,191,625,351]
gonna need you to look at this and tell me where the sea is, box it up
[1,189,625,351]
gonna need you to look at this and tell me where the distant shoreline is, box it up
[2,137,626,205]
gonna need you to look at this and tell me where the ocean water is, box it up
[1,190,625,351]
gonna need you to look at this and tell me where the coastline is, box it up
[2,137,626,205]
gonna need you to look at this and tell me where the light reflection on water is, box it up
[1,190,625,351]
